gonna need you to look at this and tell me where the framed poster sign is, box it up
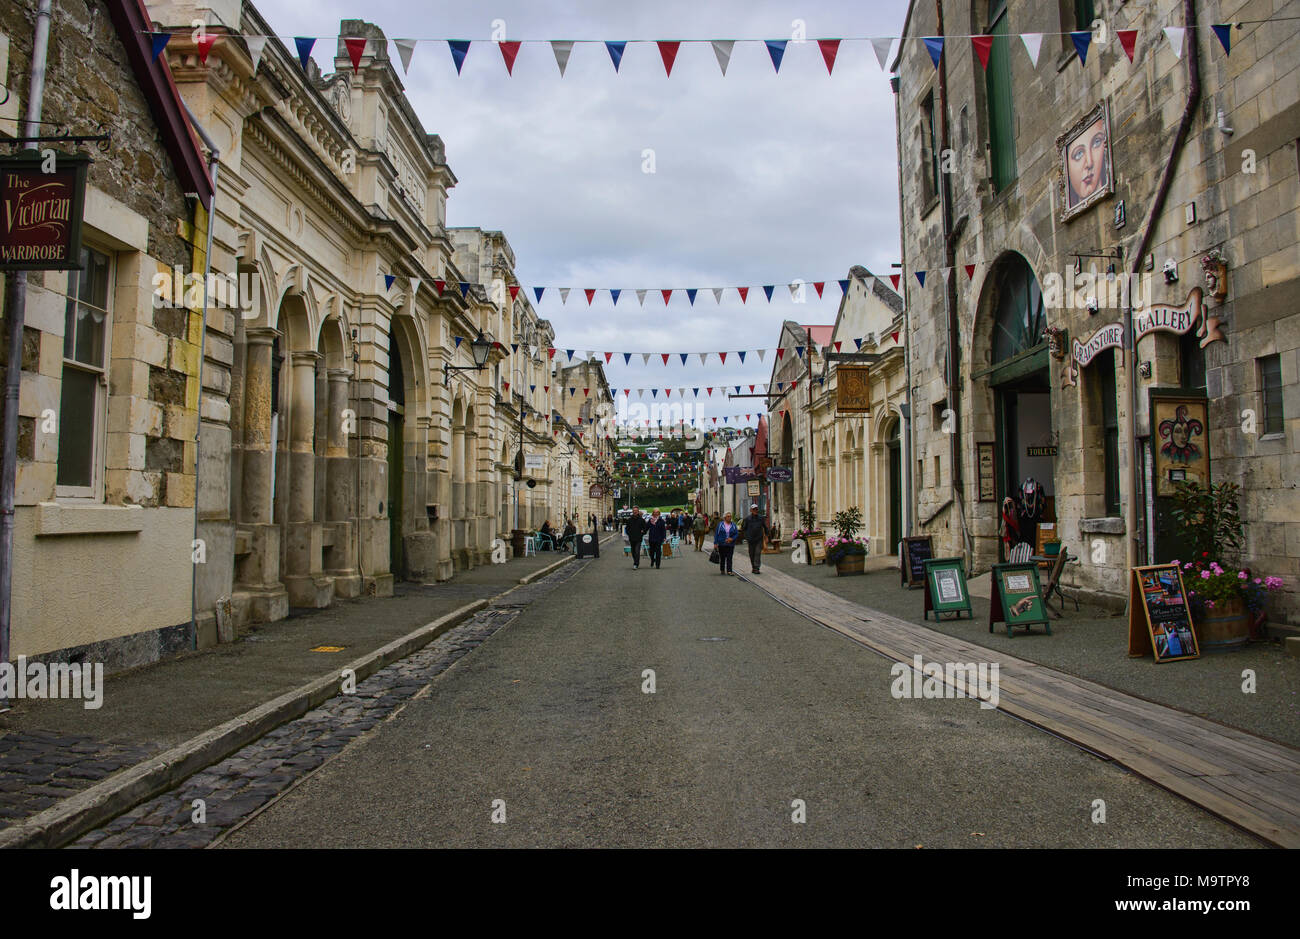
[1057,101,1114,223]
[989,562,1051,636]
[923,557,972,620]
[1127,564,1200,662]
[901,535,933,588]
[1150,390,1209,497]
[808,535,826,563]
[977,442,996,502]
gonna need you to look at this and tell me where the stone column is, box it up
[284,351,332,608]
[240,329,276,524]
[325,368,360,597]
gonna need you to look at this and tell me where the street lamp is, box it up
[444,329,492,385]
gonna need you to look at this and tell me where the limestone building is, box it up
[895,0,1299,617]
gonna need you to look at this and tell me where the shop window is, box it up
[1096,352,1121,515]
[921,90,940,209]
[57,245,113,497]
[1260,354,1284,436]
[985,0,1017,191]
[1180,329,1206,392]
[991,255,1046,363]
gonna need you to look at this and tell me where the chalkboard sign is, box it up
[1127,564,1200,662]
[923,557,972,620]
[989,562,1051,636]
[901,536,933,588]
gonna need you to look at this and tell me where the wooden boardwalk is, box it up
[738,566,1300,848]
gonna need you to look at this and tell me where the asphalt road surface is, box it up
[221,550,1259,848]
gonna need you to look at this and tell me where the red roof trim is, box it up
[105,0,213,206]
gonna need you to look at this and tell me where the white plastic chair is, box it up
[1008,542,1031,564]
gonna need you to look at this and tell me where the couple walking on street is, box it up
[712,504,771,576]
[624,506,669,570]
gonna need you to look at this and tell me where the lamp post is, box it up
[444,329,492,384]
[507,322,541,556]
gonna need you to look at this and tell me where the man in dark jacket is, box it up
[739,503,771,574]
[625,507,648,569]
[646,509,669,569]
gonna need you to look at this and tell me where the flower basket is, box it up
[825,535,868,573]
[1194,596,1253,652]
[834,554,866,576]
[1177,555,1283,651]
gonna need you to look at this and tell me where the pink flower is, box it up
[1238,571,1248,580]
[1205,600,1216,608]
[1255,578,1262,585]
[1265,576,1284,590]
[1200,570,1211,579]
[1184,563,1193,570]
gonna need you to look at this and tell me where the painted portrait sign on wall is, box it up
[1058,102,1114,223]
[1151,393,1210,497]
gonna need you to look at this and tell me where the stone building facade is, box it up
[2,0,213,664]
[895,0,1300,617]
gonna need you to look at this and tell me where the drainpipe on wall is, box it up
[1125,0,1201,573]
[0,0,53,700]
[182,102,219,651]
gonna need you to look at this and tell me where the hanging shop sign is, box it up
[977,442,996,502]
[922,557,972,621]
[1063,287,1225,387]
[0,151,91,270]
[765,465,793,483]
[1127,563,1200,662]
[589,484,604,498]
[835,364,872,413]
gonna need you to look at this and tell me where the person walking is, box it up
[678,510,692,541]
[692,511,709,551]
[714,512,738,575]
[739,503,771,574]
[625,507,647,570]
[646,508,668,569]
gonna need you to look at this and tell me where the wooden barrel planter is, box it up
[1195,598,1253,652]
[835,555,866,576]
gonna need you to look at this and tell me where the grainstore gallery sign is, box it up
[1061,286,1224,386]
[0,151,91,270]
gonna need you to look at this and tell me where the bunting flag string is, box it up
[143,21,1253,78]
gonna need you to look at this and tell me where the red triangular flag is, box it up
[971,35,993,70]
[584,288,596,305]
[508,285,520,300]
[499,41,521,75]
[890,274,901,290]
[345,37,367,73]
[583,388,590,397]
[433,279,446,294]
[665,389,671,398]
[661,289,673,304]
[1117,29,1138,62]
[544,385,550,393]
[706,388,713,397]
[197,34,219,65]
[738,287,749,303]
[661,353,671,365]
[502,382,510,392]
[657,41,680,77]
[547,348,556,360]
[813,281,825,297]
[776,348,785,360]
[719,352,727,364]
[817,39,841,74]
[605,352,613,363]
[965,264,975,279]
[891,331,900,343]
[749,385,755,393]
[834,341,842,352]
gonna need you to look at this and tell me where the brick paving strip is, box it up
[0,545,600,849]
[736,565,1300,848]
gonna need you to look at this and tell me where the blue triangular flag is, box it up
[915,270,927,287]
[606,41,627,72]
[448,40,471,74]
[623,353,632,365]
[795,346,805,358]
[533,286,545,302]
[734,386,741,395]
[923,36,944,68]
[652,389,658,398]
[458,281,471,297]
[566,349,575,361]
[530,385,536,393]
[610,288,621,305]
[838,279,850,294]
[294,37,316,71]
[854,338,863,350]
[763,285,775,302]
[737,351,746,363]
[679,353,689,365]
[1070,31,1091,65]
[511,343,518,354]
[1212,24,1231,56]
[150,33,171,62]
[765,40,787,72]
[777,382,785,392]
[383,274,396,291]
[454,336,463,349]
[686,288,697,305]
[692,388,699,397]
[569,387,576,396]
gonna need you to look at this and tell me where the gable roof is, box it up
[106,0,213,206]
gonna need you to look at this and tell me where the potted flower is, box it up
[1169,481,1285,649]
[792,502,824,558]
[827,507,868,575]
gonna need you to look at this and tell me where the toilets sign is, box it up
[1063,287,1223,387]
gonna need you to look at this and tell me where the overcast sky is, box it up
[256,0,911,427]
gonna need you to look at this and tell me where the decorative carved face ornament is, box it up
[1201,255,1228,302]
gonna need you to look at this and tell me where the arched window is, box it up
[992,254,1046,364]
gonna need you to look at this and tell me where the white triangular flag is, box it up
[246,35,269,71]
[638,389,646,400]
[636,288,647,306]
[788,283,800,300]
[559,287,570,304]
[551,40,575,76]
[698,353,708,365]
[678,388,686,398]
[1163,27,1185,59]
[393,39,417,75]
[1021,33,1043,67]
[756,348,767,362]
[585,351,595,361]
[711,40,735,75]
[871,37,894,71]
[410,277,421,296]
[641,353,652,365]
[712,288,723,304]
[864,274,875,293]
